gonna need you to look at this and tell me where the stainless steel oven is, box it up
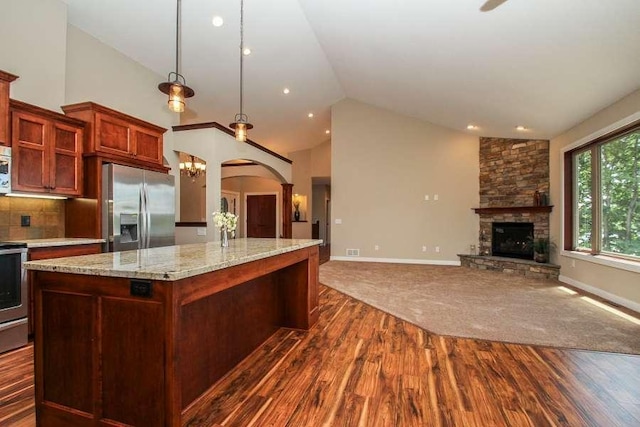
[0,242,28,354]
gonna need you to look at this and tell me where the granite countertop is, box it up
[11,238,105,248]
[24,238,322,281]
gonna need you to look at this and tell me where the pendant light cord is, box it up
[176,0,181,76]
[239,0,244,117]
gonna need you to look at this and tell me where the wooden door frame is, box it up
[244,191,280,238]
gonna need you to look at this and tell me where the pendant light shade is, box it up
[230,114,253,142]
[229,0,253,141]
[158,0,194,112]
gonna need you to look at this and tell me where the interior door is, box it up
[246,194,276,238]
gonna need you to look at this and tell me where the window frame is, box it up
[564,118,640,261]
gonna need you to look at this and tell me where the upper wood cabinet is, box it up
[0,70,19,146]
[62,102,166,167]
[10,100,85,197]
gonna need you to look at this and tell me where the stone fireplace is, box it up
[477,137,550,255]
[459,137,559,280]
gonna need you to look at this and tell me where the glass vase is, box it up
[221,226,229,248]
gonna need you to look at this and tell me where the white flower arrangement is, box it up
[212,211,238,237]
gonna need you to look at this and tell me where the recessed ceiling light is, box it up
[212,16,224,27]
[308,113,314,118]
[467,124,478,130]
[283,88,290,94]
[243,47,251,56]
[516,125,527,131]
[325,130,330,134]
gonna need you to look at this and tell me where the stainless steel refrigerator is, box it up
[102,164,175,252]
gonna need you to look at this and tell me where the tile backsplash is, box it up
[0,197,65,240]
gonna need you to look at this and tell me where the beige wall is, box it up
[550,88,640,310]
[289,150,312,238]
[180,174,207,222]
[0,0,67,111]
[331,98,479,262]
[289,140,331,239]
[65,25,175,130]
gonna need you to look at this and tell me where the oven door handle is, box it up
[0,248,27,256]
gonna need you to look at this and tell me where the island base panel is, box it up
[180,274,281,406]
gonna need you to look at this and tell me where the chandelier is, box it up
[158,0,195,113]
[229,0,253,141]
[180,155,206,181]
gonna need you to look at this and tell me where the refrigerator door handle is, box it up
[144,182,152,248]
[139,182,146,249]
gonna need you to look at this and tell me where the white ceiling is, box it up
[64,0,640,156]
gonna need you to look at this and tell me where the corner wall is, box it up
[0,0,67,111]
[331,98,479,263]
[550,88,640,310]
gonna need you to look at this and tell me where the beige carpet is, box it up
[320,261,640,354]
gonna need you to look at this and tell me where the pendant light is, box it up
[158,0,195,113]
[229,0,253,142]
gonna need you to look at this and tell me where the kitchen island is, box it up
[26,238,321,427]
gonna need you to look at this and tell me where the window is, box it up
[566,121,640,260]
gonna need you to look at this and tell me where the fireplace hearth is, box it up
[492,222,534,260]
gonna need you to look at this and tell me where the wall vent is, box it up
[346,248,360,256]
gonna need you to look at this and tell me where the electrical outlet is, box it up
[374,245,379,251]
[424,195,429,201]
[435,246,440,253]
[197,227,206,236]
[335,218,342,224]
[434,194,439,201]
[422,246,427,252]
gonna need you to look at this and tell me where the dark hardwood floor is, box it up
[2,284,640,426]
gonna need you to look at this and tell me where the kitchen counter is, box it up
[11,237,105,248]
[30,237,320,427]
[25,238,321,281]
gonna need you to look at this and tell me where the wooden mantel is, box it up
[473,206,554,215]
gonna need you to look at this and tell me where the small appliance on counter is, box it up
[102,163,175,252]
[0,241,28,354]
[0,146,11,194]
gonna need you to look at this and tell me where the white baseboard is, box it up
[329,256,461,266]
[559,275,640,314]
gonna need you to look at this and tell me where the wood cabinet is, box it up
[10,100,85,197]
[0,70,19,146]
[31,244,318,426]
[27,243,102,336]
[62,102,166,167]
[62,102,168,239]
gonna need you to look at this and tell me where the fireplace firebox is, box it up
[492,222,534,260]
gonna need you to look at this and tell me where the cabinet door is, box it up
[132,126,163,165]
[51,121,83,196]
[12,112,49,193]
[28,243,102,336]
[95,112,132,157]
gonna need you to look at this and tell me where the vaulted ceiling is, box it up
[63,0,640,155]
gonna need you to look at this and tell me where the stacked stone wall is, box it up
[478,137,551,256]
